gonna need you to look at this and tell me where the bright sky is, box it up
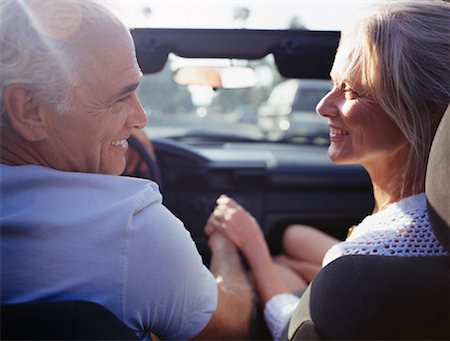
[101,0,381,31]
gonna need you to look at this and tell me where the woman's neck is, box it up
[364,150,420,214]
[371,182,410,213]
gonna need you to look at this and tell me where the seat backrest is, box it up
[285,255,449,340]
[426,103,450,251]
[283,103,450,341]
[1,300,139,340]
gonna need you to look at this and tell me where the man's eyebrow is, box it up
[113,82,140,99]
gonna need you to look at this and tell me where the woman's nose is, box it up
[316,89,339,118]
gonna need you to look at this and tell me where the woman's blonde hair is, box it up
[339,0,450,195]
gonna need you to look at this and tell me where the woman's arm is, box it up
[205,195,292,304]
[205,195,303,340]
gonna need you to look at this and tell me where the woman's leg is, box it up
[273,262,308,293]
[282,224,339,264]
[276,224,339,283]
[274,255,322,284]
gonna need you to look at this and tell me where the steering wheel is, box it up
[126,134,163,189]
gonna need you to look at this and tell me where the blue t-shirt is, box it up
[0,164,217,340]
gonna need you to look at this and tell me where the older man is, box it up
[0,0,253,339]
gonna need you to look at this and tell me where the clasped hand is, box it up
[205,195,262,252]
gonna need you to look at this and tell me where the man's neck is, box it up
[0,129,44,167]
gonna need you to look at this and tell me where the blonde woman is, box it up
[206,1,450,339]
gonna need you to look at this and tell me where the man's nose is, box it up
[128,95,147,129]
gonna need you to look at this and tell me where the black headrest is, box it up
[426,103,450,252]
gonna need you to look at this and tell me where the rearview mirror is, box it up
[173,66,257,89]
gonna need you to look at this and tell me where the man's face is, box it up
[43,22,147,175]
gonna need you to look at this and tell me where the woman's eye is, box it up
[343,88,359,100]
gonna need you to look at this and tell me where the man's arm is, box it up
[193,232,255,340]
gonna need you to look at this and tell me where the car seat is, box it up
[282,103,450,340]
[0,300,138,340]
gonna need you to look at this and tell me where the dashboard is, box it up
[151,137,374,261]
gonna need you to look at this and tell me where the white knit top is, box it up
[322,192,448,267]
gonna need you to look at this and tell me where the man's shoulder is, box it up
[1,164,159,196]
[1,164,163,221]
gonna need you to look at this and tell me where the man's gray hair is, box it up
[0,0,121,127]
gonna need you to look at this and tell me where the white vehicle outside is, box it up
[257,79,331,143]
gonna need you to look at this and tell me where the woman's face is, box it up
[316,44,408,169]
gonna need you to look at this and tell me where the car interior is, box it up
[2,25,449,340]
[130,28,374,264]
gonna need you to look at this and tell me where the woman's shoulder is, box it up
[351,193,426,236]
[322,192,447,266]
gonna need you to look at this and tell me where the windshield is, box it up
[137,54,284,141]
[102,1,378,144]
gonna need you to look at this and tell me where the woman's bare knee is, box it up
[282,224,316,253]
[282,224,338,264]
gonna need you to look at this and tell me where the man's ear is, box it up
[3,84,48,141]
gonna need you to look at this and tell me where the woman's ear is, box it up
[3,84,48,141]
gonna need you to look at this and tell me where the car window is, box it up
[102,1,378,144]
[137,54,286,141]
[292,81,332,113]
[267,80,298,106]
